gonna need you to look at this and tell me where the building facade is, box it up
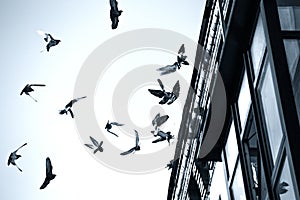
[168,0,300,200]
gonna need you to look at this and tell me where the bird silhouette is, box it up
[120,130,140,155]
[110,0,123,29]
[85,136,104,153]
[59,96,87,118]
[37,30,61,52]
[148,79,180,105]
[152,113,169,130]
[20,84,46,102]
[151,129,174,144]
[277,181,289,195]
[7,143,27,172]
[157,44,189,75]
[105,120,124,137]
[40,157,56,189]
[166,160,175,170]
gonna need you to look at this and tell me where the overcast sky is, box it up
[0,0,205,199]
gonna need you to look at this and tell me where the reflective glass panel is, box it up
[225,122,238,177]
[278,6,300,31]
[250,14,266,80]
[259,61,284,163]
[277,157,297,199]
[231,161,247,200]
[238,71,251,132]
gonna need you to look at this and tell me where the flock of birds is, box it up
[7,0,190,190]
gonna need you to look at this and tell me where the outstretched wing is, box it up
[110,0,118,11]
[30,84,46,87]
[152,113,161,126]
[90,136,99,147]
[14,143,27,153]
[40,178,50,189]
[178,44,185,54]
[172,81,180,98]
[110,122,124,126]
[107,130,119,137]
[157,64,177,75]
[148,89,164,98]
[120,147,135,155]
[73,96,87,103]
[84,144,94,149]
[68,109,74,118]
[156,115,169,127]
[135,130,139,147]
[46,157,53,177]
[157,79,164,90]
[152,137,165,143]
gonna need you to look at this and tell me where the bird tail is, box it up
[50,174,56,180]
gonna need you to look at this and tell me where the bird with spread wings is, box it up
[148,79,180,105]
[120,130,141,155]
[157,44,189,75]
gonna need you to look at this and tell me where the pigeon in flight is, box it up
[166,160,175,170]
[59,96,87,118]
[157,44,189,75]
[152,130,174,144]
[148,79,180,105]
[110,0,123,29]
[7,143,27,172]
[37,30,61,52]
[120,130,141,155]
[85,136,104,153]
[20,84,46,102]
[152,113,169,130]
[40,157,56,189]
[277,181,289,195]
[105,120,124,137]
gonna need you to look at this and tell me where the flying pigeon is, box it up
[148,79,180,105]
[151,130,174,144]
[157,44,189,75]
[7,143,27,172]
[277,181,289,195]
[166,160,175,170]
[20,84,46,102]
[105,120,124,137]
[152,113,169,130]
[59,96,87,118]
[120,130,140,155]
[85,136,104,153]
[37,30,61,52]
[40,157,56,189]
[110,0,123,29]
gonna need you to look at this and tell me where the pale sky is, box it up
[0,0,205,199]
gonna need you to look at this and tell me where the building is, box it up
[167,0,300,199]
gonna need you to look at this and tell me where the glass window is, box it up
[283,39,300,81]
[283,39,300,124]
[231,161,247,200]
[225,122,239,177]
[210,162,229,200]
[250,14,266,80]
[238,71,252,132]
[278,6,300,31]
[276,157,297,199]
[259,61,284,163]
